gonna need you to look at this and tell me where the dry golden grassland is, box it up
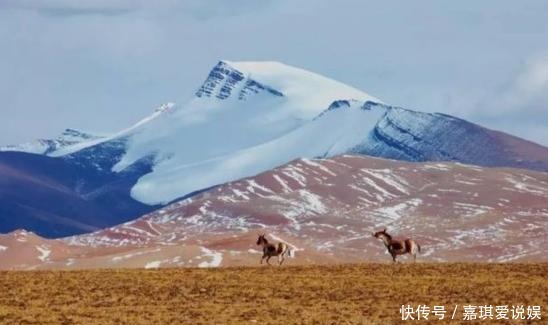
[0,263,546,324]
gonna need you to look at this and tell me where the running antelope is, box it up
[256,234,292,265]
[373,228,421,263]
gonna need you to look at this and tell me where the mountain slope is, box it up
[129,100,385,204]
[0,103,176,237]
[354,103,548,171]
[123,99,548,205]
[1,155,546,269]
[0,151,157,238]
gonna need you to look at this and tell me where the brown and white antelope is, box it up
[373,228,421,263]
[256,234,292,265]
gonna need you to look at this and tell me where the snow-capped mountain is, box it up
[2,155,547,269]
[0,129,104,156]
[0,61,379,237]
[52,61,381,205]
[2,60,548,238]
[48,61,548,206]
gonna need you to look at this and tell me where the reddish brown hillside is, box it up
[1,155,547,270]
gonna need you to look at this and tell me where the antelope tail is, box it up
[287,248,291,257]
[417,243,421,253]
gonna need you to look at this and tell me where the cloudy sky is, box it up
[1,0,547,146]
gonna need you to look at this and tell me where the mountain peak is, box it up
[60,128,102,141]
[195,60,382,105]
[195,60,284,100]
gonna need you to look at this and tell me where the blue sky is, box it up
[1,0,547,146]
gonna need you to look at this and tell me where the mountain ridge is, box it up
[0,128,104,156]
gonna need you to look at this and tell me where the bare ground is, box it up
[0,263,546,324]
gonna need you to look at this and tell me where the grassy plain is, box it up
[0,263,546,324]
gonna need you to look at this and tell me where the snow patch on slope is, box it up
[375,198,422,220]
[197,247,223,267]
[36,245,51,262]
[144,261,161,269]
